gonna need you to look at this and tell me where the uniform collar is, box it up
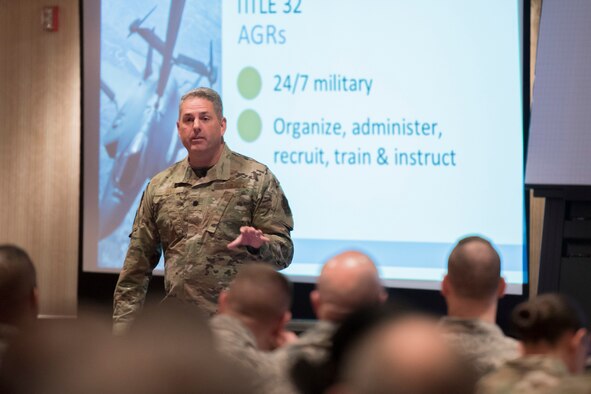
[177,144,232,186]
[440,316,505,337]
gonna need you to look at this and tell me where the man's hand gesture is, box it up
[227,226,270,250]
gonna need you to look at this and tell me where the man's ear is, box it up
[281,310,292,328]
[497,277,507,299]
[310,290,320,316]
[378,287,388,303]
[220,117,227,136]
[441,275,450,297]
[218,290,229,313]
[570,328,588,352]
[271,311,292,337]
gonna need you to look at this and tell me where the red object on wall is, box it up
[42,6,59,32]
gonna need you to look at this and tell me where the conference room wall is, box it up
[0,0,80,317]
[529,0,543,297]
[0,0,543,316]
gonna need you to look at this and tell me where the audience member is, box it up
[12,241,590,394]
[331,314,477,394]
[284,250,387,366]
[209,263,293,393]
[478,293,590,394]
[0,304,250,394]
[440,236,520,376]
[291,303,409,394]
[553,374,591,393]
[0,245,38,364]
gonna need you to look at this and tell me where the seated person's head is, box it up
[332,314,477,394]
[0,309,251,394]
[512,293,589,374]
[291,303,414,394]
[0,245,38,327]
[312,251,387,322]
[442,236,505,311]
[218,263,292,350]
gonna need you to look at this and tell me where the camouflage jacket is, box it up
[113,145,294,332]
[440,317,520,377]
[210,314,292,394]
[271,320,338,394]
[477,355,569,394]
[281,320,337,367]
[553,374,591,392]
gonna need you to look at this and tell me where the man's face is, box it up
[177,96,226,167]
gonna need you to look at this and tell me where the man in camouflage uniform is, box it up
[209,264,294,394]
[113,87,294,333]
[280,250,387,366]
[272,251,387,393]
[339,315,478,394]
[440,236,520,377]
[553,374,591,393]
[477,355,569,394]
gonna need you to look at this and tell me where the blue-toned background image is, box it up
[98,0,221,268]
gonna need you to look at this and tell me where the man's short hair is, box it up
[447,236,501,300]
[225,263,292,322]
[316,251,385,321]
[341,315,477,394]
[0,245,37,315]
[179,87,223,121]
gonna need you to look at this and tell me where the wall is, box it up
[529,0,544,297]
[0,0,543,316]
[0,0,79,316]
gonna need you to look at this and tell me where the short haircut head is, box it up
[0,311,252,394]
[340,314,477,394]
[225,263,292,323]
[0,245,37,318]
[512,293,588,345]
[179,87,223,121]
[316,251,386,321]
[447,236,501,300]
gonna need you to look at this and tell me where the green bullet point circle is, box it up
[237,67,262,99]
[237,110,262,142]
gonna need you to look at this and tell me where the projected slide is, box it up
[95,0,221,268]
[83,0,526,293]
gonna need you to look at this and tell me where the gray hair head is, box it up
[179,87,223,120]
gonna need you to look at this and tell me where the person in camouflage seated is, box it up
[210,263,293,394]
[334,314,478,394]
[113,87,294,333]
[440,236,520,377]
[282,250,387,366]
[477,293,590,394]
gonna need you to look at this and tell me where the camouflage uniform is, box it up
[440,317,520,377]
[210,314,292,394]
[280,320,337,366]
[113,145,294,332]
[272,320,338,394]
[477,355,569,394]
[553,374,591,393]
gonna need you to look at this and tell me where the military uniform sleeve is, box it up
[112,182,162,334]
[250,169,294,269]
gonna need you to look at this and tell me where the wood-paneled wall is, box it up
[0,0,79,316]
[529,0,544,297]
[0,0,543,316]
